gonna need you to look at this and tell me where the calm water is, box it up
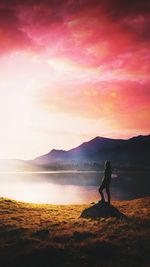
[0,171,149,204]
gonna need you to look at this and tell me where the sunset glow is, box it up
[0,0,150,159]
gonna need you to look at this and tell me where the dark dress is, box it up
[99,166,111,191]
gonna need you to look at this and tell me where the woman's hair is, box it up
[104,160,111,169]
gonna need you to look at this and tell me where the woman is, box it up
[99,160,111,204]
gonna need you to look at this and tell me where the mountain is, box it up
[34,135,150,168]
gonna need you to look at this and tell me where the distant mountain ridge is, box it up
[34,135,150,167]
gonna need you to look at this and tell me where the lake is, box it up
[0,171,149,204]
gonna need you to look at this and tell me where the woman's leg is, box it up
[99,183,105,202]
[106,185,111,204]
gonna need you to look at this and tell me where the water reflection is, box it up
[0,171,149,204]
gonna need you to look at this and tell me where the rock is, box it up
[80,202,126,219]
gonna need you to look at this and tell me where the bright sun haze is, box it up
[0,0,150,160]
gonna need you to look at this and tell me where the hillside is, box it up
[34,135,150,168]
[0,135,149,171]
[0,197,150,267]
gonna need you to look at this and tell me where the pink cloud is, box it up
[35,79,150,133]
[0,0,149,138]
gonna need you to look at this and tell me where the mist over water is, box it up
[0,171,149,204]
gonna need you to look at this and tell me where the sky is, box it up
[0,0,150,159]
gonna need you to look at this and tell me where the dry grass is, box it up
[0,197,150,267]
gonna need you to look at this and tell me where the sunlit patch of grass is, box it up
[0,197,150,267]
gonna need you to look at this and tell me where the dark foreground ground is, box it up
[0,197,150,267]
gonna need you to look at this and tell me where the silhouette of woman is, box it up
[99,160,111,204]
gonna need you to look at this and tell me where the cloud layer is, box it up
[0,0,149,158]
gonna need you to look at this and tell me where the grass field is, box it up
[0,197,150,267]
